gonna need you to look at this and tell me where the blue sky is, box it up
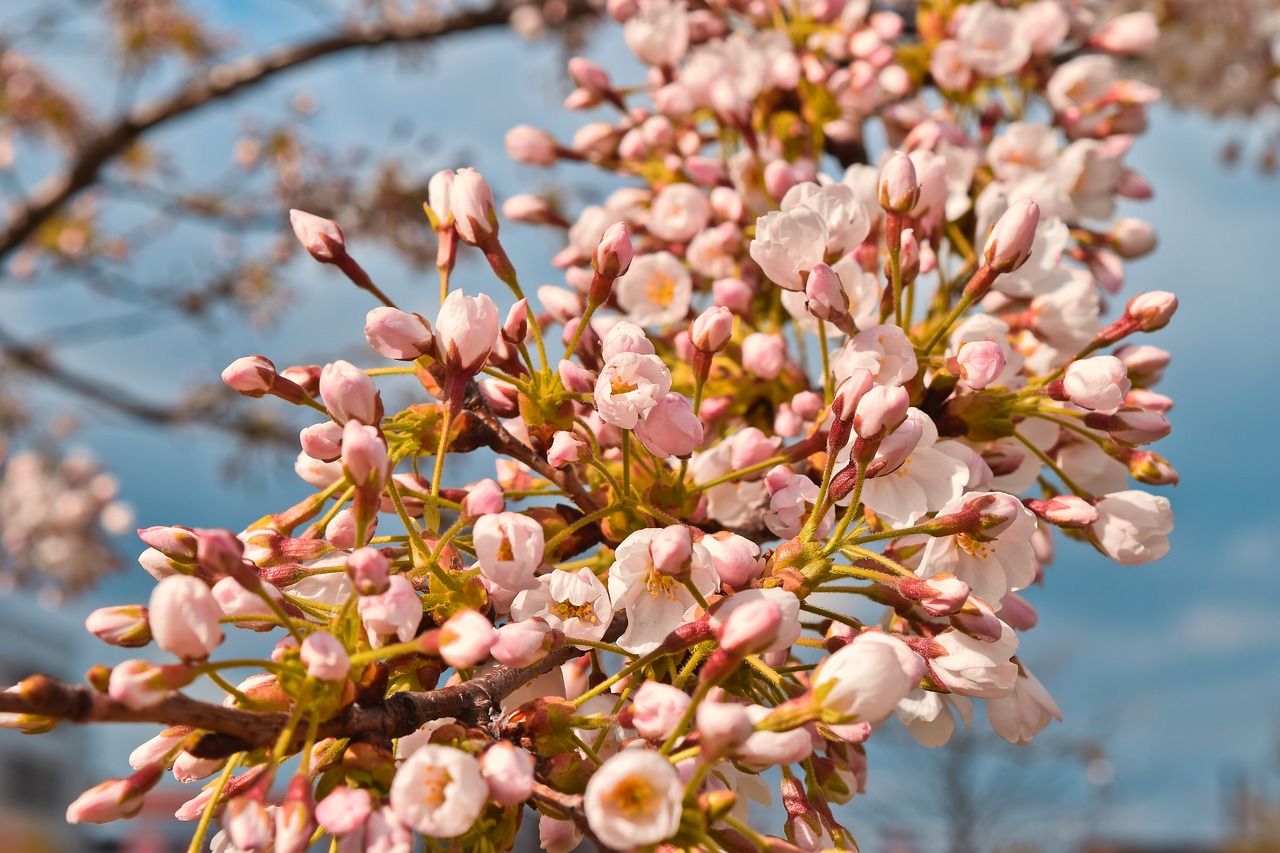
[2,4,1277,848]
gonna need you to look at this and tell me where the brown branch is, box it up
[0,641,590,758]
[0,0,597,264]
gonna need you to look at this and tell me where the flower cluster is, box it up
[3,1,1179,850]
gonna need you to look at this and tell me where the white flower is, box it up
[510,567,613,643]
[1091,490,1173,565]
[646,184,711,243]
[832,324,918,387]
[624,0,689,67]
[583,750,683,850]
[608,528,718,655]
[917,491,1038,605]
[930,623,1019,698]
[812,633,925,724]
[614,251,693,327]
[859,409,971,527]
[780,181,870,256]
[750,205,829,291]
[389,745,487,838]
[594,352,672,429]
[764,471,832,540]
[990,217,1072,298]
[473,512,545,592]
[957,1,1031,78]
[688,444,769,529]
[987,665,1062,744]
[894,688,973,748]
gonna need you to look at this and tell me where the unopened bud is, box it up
[983,198,1039,273]
[878,152,919,214]
[289,209,345,263]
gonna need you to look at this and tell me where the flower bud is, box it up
[481,741,537,807]
[900,574,970,616]
[1107,218,1157,259]
[66,764,163,824]
[591,221,634,287]
[503,299,529,345]
[696,699,754,755]
[635,393,703,458]
[505,125,560,166]
[225,796,272,852]
[222,355,277,398]
[548,430,588,468]
[1085,407,1172,446]
[426,169,455,228]
[804,263,849,325]
[954,340,1005,390]
[558,359,596,394]
[301,631,351,681]
[439,609,497,669]
[108,660,189,710]
[691,305,734,353]
[436,291,500,377]
[274,775,316,853]
[347,547,391,596]
[461,479,506,519]
[289,209,345,263]
[319,360,380,425]
[716,597,782,656]
[1125,290,1177,332]
[853,385,909,440]
[316,786,372,837]
[983,198,1039,273]
[364,307,434,360]
[449,167,499,245]
[1024,495,1099,528]
[150,575,224,661]
[491,618,556,667]
[341,421,390,490]
[627,681,692,740]
[878,152,920,214]
[1062,355,1130,411]
[86,605,152,648]
[299,420,343,462]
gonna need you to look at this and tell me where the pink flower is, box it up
[390,745,487,838]
[301,631,351,681]
[955,341,1005,390]
[601,320,656,359]
[511,567,612,644]
[987,666,1062,745]
[357,575,421,648]
[480,741,536,806]
[930,623,1019,698]
[594,352,672,429]
[364,307,434,360]
[647,184,711,243]
[917,491,1038,605]
[812,633,924,724]
[635,393,703,458]
[150,575,224,661]
[436,291,500,377]
[696,699,754,755]
[439,609,497,669]
[709,588,801,654]
[584,750,683,850]
[1090,11,1158,55]
[750,205,828,290]
[614,251,692,327]
[700,532,761,588]
[473,512,545,592]
[853,384,910,440]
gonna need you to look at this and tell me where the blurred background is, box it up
[0,1,1276,851]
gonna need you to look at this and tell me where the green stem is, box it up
[187,755,239,853]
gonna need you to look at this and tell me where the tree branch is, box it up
[0,0,597,264]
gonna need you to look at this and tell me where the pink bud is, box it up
[878,151,920,213]
[479,378,520,417]
[805,263,850,325]
[1086,407,1172,446]
[696,699,754,754]
[150,575,224,661]
[108,660,187,710]
[324,508,364,550]
[966,492,1025,539]
[222,355,277,397]
[764,159,798,200]
[983,198,1039,273]
[274,776,316,853]
[628,681,692,740]
[341,421,390,490]
[716,598,782,655]
[1091,11,1158,54]
[196,528,246,579]
[426,170,455,227]
[138,525,199,562]
[66,764,162,824]
[300,420,343,462]
[439,609,497,669]
[831,368,875,423]
[791,391,824,421]
[481,741,537,807]
[225,796,272,852]
[863,415,923,480]
[461,479,506,519]
[301,631,351,681]
[289,209,345,263]
[1063,355,1131,411]
[998,591,1039,632]
[449,167,499,245]
[701,532,761,588]
[503,299,530,345]
[592,221,634,283]
[955,340,1005,390]
[491,618,555,667]
[741,332,787,380]
[853,385,909,440]
[691,306,734,353]
[713,277,754,315]
[548,430,588,468]
[436,290,500,377]
[1108,218,1157,259]
[569,57,612,94]
[364,307,434,360]
[86,605,152,648]
[1125,290,1178,332]
[1025,495,1099,527]
[505,125,560,166]
[650,525,693,577]
[347,547,391,596]
[558,359,596,394]
[316,786,372,837]
[911,574,971,616]
[635,393,704,458]
[320,360,380,425]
